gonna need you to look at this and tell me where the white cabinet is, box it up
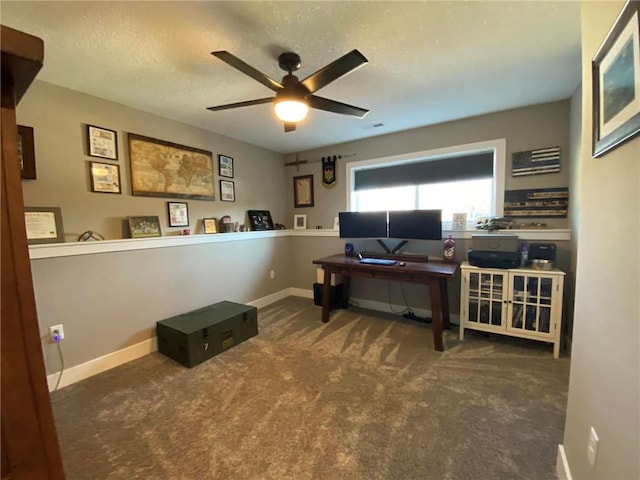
[459,262,565,358]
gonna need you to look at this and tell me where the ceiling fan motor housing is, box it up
[278,52,301,73]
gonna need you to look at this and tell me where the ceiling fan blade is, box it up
[308,95,369,118]
[284,122,296,133]
[212,51,283,92]
[207,97,274,111]
[299,49,368,94]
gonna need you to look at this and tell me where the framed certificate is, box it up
[24,207,65,244]
[293,174,314,208]
[87,124,118,160]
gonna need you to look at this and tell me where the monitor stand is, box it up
[376,239,408,254]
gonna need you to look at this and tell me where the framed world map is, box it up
[127,133,215,200]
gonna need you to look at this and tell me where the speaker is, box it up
[345,242,355,256]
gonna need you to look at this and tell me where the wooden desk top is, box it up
[313,254,459,278]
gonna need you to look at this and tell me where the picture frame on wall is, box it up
[18,125,36,180]
[220,179,235,202]
[202,217,218,234]
[167,201,189,227]
[24,207,65,244]
[128,216,162,238]
[89,161,121,194]
[592,0,640,157]
[218,154,234,178]
[293,174,314,208]
[128,133,215,200]
[87,124,118,160]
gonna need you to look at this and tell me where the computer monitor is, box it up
[387,209,442,240]
[338,211,388,238]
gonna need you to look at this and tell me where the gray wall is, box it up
[35,236,293,374]
[561,2,639,479]
[284,100,572,230]
[17,80,288,238]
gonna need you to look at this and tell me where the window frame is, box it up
[345,138,506,229]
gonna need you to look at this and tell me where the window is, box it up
[347,139,506,229]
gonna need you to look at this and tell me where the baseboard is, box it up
[289,287,313,299]
[288,289,460,325]
[246,288,296,309]
[556,444,573,480]
[47,337,157,392]
[351,296,460,325]
[48,287,458,391]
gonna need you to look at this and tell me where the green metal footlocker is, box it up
[156,301,258,367]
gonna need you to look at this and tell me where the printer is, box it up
[468,234,520,269]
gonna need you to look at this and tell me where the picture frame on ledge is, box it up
[87,124,118,160]
[203,217,218,234]
[24,207,65,245]
[167,201,189,227]
[294,214,307,230]
[247,210,274,231]
[592,0,640,157]
[128,216,162,238]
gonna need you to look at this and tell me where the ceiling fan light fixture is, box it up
[274,98,309,123]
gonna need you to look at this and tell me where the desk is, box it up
[313,254,459,352]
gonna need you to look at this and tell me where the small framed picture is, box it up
[451,213,468,230]
[18,125,36,180]
[220,180,235,202]
[24,207,65,244]
[167,201,189,227]
[293,174,314,208]
[89,161,121,194]
[592,0,640,157]
[218,154,234,178]
[87,124,118,160]
[294,214,307,230]
[247,210,274,231]
[203,217,218,234]
[128,216,161,238]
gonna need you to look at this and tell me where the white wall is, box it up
[560,2,640,479]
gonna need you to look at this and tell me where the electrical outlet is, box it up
[50,324,65,342]
[270,270,275,279]
[587,426,599,467]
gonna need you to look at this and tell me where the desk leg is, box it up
[428,278,444,352]
[439,277,450,330]
[321,268,332,323]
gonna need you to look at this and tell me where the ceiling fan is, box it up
[207,49,369,132]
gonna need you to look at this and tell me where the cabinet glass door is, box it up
[467,271,504,327]
[509,274,553,334]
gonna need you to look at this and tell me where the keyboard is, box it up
[359,258,397,266]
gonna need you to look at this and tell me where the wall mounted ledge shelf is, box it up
[29,228,571,260]
[29,230,289,260]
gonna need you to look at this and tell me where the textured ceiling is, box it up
[1,1,582,154]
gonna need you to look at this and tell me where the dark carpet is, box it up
[50,296,570,479]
